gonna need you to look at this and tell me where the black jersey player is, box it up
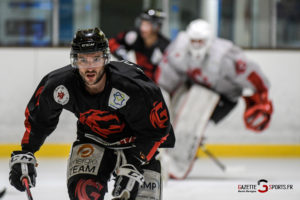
[9,27,174,200]
[109,9,170,81]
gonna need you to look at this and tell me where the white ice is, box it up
[1,158,299,200]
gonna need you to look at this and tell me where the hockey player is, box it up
[156,19,273,179]
[158,18,273,131]
[109,9,170,81]
[9,27,174,200]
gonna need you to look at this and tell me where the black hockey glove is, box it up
[9,151,37,191]
[112,164,144,200]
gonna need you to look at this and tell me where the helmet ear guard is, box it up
[70,27,111,68]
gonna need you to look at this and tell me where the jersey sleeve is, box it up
[221,45,270,95]
[122,84,173,162]
[21,76,63,153]
[109,31,138,60]
[109,32,126,54]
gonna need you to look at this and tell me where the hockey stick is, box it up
[0,188,6,199]
[199,137,226,171]
[22,178,34,200]
[200,146,226,171]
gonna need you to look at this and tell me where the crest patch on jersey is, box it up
[53,85,69,105]
[108,88,130,109]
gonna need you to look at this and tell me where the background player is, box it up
[9,27,174,200]
[156,19,273,178]
[109,9,169,81]
[157,18,273,132]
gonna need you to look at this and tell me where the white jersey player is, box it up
[157,19,273,131]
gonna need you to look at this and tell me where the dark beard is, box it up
[84,68,106,86]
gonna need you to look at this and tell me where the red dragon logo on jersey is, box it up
[79,109,125,138]
[75,179,103,200]
[150,101,168,129]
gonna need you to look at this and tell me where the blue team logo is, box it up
[108,88,130,109]
[113,92,125,106]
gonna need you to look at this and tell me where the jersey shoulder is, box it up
[39,65,78,99]
[168,31,190,52]
[107,61,161,97]
[45,65,76,86]
[208,38,235,64]
[124,30,139,46]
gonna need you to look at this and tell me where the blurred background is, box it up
[0,0,299,48]
[0,0,299,158]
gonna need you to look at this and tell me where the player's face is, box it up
[140,20,156,39]
[190,39,205,49]
[77,52,106,85]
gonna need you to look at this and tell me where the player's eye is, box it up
[78,58,87,63]
[94,57,101,62]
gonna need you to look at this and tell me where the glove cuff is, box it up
[116,164,145,185]
[10,151,37,168]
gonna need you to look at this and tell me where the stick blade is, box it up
[0,187,6,198]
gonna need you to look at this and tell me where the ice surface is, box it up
[1,158,299,200]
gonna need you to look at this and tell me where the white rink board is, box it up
[0,48,299,144]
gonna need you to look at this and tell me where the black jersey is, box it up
[21,60,174,161]
[109,30,170,81]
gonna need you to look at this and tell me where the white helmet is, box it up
[186,19,213,61]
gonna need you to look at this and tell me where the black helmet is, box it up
[70,28,110,67]
[136,9,166,29]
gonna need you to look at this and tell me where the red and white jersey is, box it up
[157,32,270,101]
